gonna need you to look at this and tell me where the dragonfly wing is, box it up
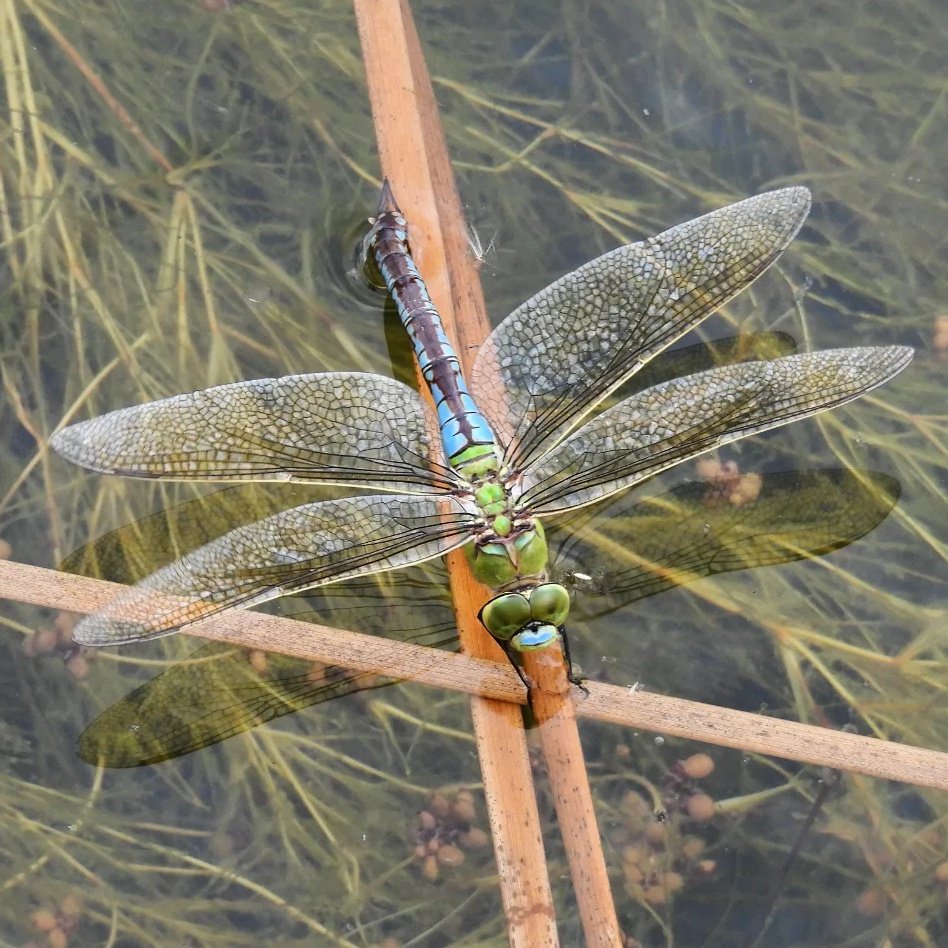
[60,485,315,585]
[621,331,798,399]
[73,493,475,646]
[76,642,381,766]
[77,569,457,766]
[550,469,900,615]
[51,372,454,493]
[471,188,811,469]
[76,641,411,766]
[520,346,912,516]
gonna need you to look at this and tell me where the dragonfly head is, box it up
[478,583,570,653]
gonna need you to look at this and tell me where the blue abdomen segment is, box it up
[366,185,499,472]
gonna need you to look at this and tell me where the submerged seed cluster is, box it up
[614,752,719,906]
[27,893,82,948]
[411,789,490,882]
[667,752,718,822]
[695,456,763,508]
[21,611,93,680]
[855,847,948,921]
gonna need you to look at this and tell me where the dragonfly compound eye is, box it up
[479,593,532,641]
[528,583,570,627]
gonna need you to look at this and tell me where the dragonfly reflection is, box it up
[68,456,899,766]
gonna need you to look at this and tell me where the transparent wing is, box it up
[74,493,476,646]
[471,188,811,470]
[519,346,913,516]
[620,331,798,400]
[51,372,456,494]
[60,484,314,585]
[77,604,457,767]
[550,469,900,616]
[77,642,396,766]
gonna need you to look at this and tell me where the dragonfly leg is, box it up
[495,642,534,696]
[559,629,590,697]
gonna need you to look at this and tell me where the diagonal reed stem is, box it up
[5,559,948,793]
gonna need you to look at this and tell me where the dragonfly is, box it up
[51,182,913,688]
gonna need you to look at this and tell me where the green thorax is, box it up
[467,515,549,589]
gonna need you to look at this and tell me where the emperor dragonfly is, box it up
[51,184,912,687]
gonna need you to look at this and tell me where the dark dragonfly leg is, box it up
[559,628,589,695]
[498,642,535,694]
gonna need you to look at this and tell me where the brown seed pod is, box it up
[680,753,715,780]
[53,612,77,639]
[680,836,706,860]
[247,650,269,675]
[436,844,465,868]
[934,861,948,883]
[622,844,650,869]
[644,822,667,847]
[933,315,948,352]
[696,456,724,480]
[696,859,717,875]
[643,883,668,905]
[421,854,439,881]
[458,827,489,850]
[856,887,886,917]
[48,928,68,948]
[663,871,684,893]
[729,473,762,507]
[625,881,645,901]
[684,793,716,821]
[31,628,60,655]
[450,795,477,824]
[417,810,437,832]
[30,911,58,933]
[428,793,450,819]
[66,654,90,680]
[59,894,81,926]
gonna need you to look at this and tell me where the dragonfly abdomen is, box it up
[365,183,499,479]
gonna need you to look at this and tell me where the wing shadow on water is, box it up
[69,466,900,767]
[63,485,457,768]
[551,468,900,620]
[63,334,901,767]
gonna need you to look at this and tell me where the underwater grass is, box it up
[0,0,945,945]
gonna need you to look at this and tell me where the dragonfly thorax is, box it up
[467,516,548,588]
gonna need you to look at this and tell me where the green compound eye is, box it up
[479,593,532,641]
[529,584,570,626]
